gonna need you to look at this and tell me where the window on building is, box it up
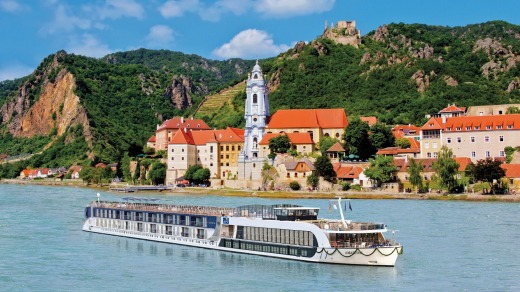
[182,157,184,160]
[238,146,241,151]
[475,126,480,130]
[425,142,430,149]
[499,151,505,157]
[446,128,452,131]
[486,126,491,130]
[471,151,476,158]
[220,146,224,151]
[226,155,229,159]
[171,157,174,160]
[335,133,340,138]
[485,151,490,158]
[210,163,213,166]
[226,146,229,151]
[447,138,451,143]
[508,125,513,129]
[210,146,213,153]
[171,149,174,152]
[471,137,475,143]
[253,94,258,104]
[220,155,223,159]
[485,136,490,142]
[499,136,504,142]
[427,152,431,158]
[497,125,503,129]
[433,142,438,149]
[433,152,438,158]
[232,146,235,151]
[466,126,471,131]
[456,127,461,131]
[457,137,462,143]
[226,163,229,166]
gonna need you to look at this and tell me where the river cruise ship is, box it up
[83,197,403,266]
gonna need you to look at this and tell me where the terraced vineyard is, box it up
[195,82,246,117]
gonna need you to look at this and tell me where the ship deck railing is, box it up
[309,221,386,232]
[92,201,234,217]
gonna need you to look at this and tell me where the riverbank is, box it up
[2,178,519,202]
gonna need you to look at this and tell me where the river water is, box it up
[1,184,519,291]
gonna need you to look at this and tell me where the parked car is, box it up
[176,184,185,188]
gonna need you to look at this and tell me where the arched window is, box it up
[254,74,258,79]
[253,137,258,149]
[253,94,258,104]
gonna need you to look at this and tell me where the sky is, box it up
[1,0,520,82]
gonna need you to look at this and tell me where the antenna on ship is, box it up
[97,193,100,203]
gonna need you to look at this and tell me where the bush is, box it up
[341,182,351,191]
[350,184,362,191]
[289,181,301,191]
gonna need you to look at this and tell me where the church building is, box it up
[237,61,270,181]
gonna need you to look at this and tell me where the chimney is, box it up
[181,117,184,123]
[191,116,193,120]
[441,116,447,124]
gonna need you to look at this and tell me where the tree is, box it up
[363,155,398,187]
[370,123,395,150]
[306,173,319,189]
[318,136,338,154]
[193,168,211,184]
[314,155,335,181]
[506,106,520,114]
[407,158,424,193]
[395,138,411,149]
[473,158,506,194]
[343,118,374,159]
[269,135,291,154]
[184,164,203,182]
[432,146,460,192]
[289,181,301,191]
[149,162,166,185]
[261,162,278,189]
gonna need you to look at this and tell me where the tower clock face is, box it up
[252,85,259,93]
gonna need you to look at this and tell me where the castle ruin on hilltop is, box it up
[322,20,361,48]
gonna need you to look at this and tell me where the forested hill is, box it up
[0,49,254,174]
[261,20,520,124]
[1,21,520,175]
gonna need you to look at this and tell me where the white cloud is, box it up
[39,5,91,35]
[254,0,335,18]
[0,0,26,13]
[160,0,248,21]
[212,29,290,59]
[146,25,175,47]
[159,0,200,18]
[66,34,113,58]
[0,65,33,81]
[98,0,145,20]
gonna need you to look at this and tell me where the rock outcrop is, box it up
[164,76,194,110]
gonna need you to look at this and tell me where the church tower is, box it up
[238,61,269,182]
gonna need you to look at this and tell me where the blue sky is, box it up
[1,0,520,81]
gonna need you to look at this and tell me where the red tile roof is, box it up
[336,166,363,179]
[421,114,520,131]
[267,108,348,129]
[454,157,472,171]
[360,116,378,126]
[259,133,314,145]
[502,164,520,178]
[377,147,420,155]
[439,104,466,113]
[157,117,210,131]
[170,127,245,146]
[326,142,345,152]
[147,135,156,142]
[170,129,196,145]
[394,157,470,172]
[392,124,420,139]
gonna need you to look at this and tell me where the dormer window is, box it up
[508,125,513,129]
[474,126,480,130]
[466,126,471,131]
[486,126,491,130]
[497,125,503,129]
[446,128,452,131]
[456,127,461,131]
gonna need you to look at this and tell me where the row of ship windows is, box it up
[222,239,312,257]
[94,209,210,227]
[425,151,505,158]
[237,226,315,247]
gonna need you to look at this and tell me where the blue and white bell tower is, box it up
[238,61,270,181]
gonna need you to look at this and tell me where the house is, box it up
[20,169,31,179]
[278,158,314,179]
[258,132,314,157]
[37,168,50,178]
[420,114,520,162]
[334,164,364,184]
[377,146,420,159]
[394,157,472,183]
[152,117,211,151]
[166,127,245,184]
[265,108,348,145]
[146,135,156,149]
[326,142,346,161]
[69,166,82,179]
[501,164,520,190]
[360,116,378,126]
[426,104,466,119]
